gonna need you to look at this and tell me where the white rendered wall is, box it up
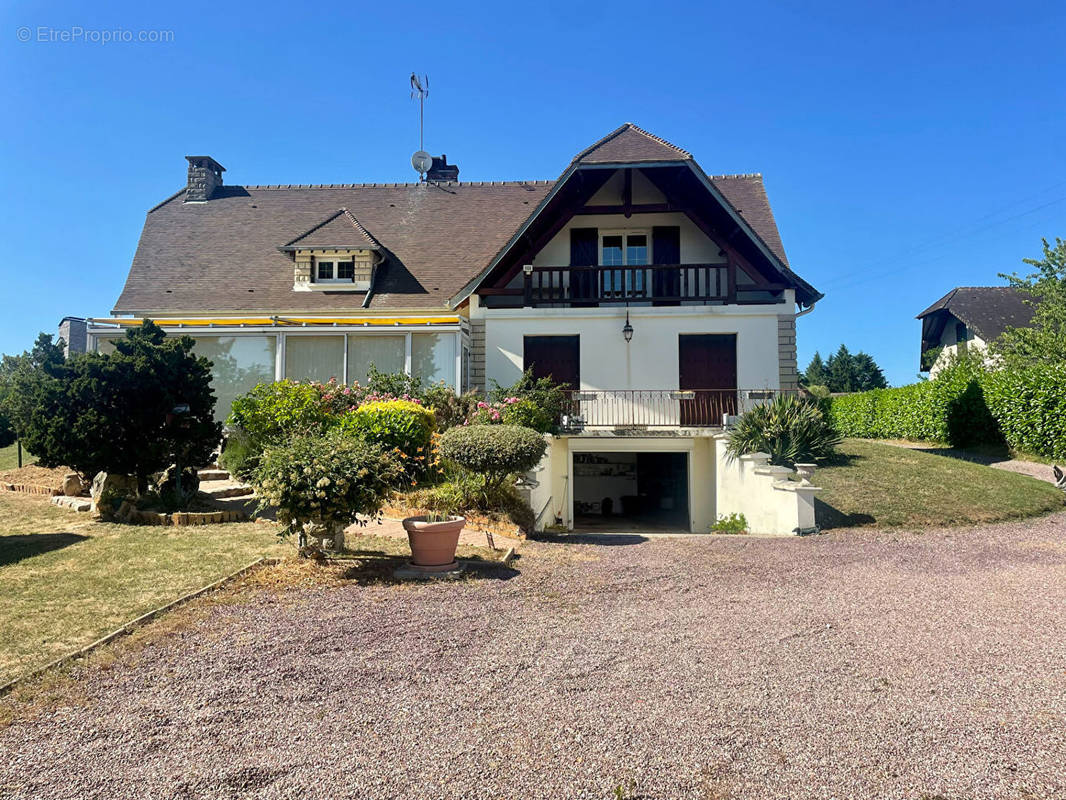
[481,305,783,394]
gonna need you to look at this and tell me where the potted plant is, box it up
[402,512,467,571]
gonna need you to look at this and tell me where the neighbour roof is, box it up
[916,286,1036,340]
[281,208,381,251]
[573,123,692,164]
[115,124,812,314]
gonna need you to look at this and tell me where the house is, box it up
[82,123,823,535]
[916,286,1035,375]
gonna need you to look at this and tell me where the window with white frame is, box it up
[314,257,355,283]
[600,232,648,296]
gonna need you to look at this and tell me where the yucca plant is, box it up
[726,394,842,467]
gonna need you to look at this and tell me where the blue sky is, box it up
[1,0,1063,385]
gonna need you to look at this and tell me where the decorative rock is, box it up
[62,473,84,497]
[90,472,138,516]
[156,465,200,505]
[51,495,91,512]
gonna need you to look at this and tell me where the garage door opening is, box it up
[572,452,689,532]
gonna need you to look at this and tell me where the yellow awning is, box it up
[88,316,460,328]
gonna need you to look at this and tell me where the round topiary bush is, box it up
[438,424,547,490]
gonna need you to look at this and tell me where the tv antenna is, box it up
[410,73,432,179]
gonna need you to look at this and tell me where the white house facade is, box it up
[79,124,823,535]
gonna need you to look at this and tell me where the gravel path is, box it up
[3,517,1066,799]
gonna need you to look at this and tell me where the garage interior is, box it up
[572,451,689,532]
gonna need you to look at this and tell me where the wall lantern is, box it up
[622,311,634,343]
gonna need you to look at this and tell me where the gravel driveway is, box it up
[3,516,1066,800]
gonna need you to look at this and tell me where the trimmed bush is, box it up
[827,358,1002,448]
[726,394,842,467]
[439,424,547,491]
[253,429,402,541]
[982,365,1066,460]
[339,400,436,475]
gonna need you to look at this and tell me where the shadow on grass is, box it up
[0,532,89,566]
[820,451,865,468]
[330,548,520,585]
[815,499,876,530]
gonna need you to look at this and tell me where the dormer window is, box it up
[316,258,355,283]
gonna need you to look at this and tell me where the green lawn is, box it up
[0,443,34,472]
[816,439,1065,529]
[0,492,289,684]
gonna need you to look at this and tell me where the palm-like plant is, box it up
[726,394,842,467]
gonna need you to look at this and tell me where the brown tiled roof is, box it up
[916,286,1036,340]
[281,208,380,250]
[708,173,789,267]
[114,181,554,313]
[115,125,816,314]
[573,123,691,164]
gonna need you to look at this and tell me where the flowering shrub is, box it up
[339,399,437,480]
[253,429,401,541]
[468,396,520,425]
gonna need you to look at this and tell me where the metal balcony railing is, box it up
[560,389,785,429]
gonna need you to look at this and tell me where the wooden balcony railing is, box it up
[478,264,786,307]
[560,389,785,429]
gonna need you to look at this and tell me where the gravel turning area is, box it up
[3,517,1066,799]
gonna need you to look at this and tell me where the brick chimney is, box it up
[184,156,225,202]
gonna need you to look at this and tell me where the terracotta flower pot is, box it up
[402,515,466,571]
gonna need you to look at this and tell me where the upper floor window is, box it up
[955,321,968,344]
[315,258,355,283]
[600,232,648,295]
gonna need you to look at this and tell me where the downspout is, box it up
[795,300,818,319]
[361,254,383,309]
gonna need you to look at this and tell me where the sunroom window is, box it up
[315,258,355,283]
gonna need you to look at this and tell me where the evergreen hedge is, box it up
[827,359,1066,459]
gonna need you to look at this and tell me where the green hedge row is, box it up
[828,361,999,447]
[981,365,1066,460]
[828,361,1066,459]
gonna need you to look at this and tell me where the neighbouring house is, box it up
[79,123,823,534]
[916,286,1035,376]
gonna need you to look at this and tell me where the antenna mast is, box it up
[410,73,429,151]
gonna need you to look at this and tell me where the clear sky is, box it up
[2,0,1063,385]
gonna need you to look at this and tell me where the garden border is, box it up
[0,483,60,497]
[0,556,280,698]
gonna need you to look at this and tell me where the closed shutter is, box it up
[570,227,598,304]
[652,226,681,305]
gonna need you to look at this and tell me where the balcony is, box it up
[560,389,785,431]
[479,264,786,307]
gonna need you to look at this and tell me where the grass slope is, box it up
[816,439,1064,529]
[0,443,34,472]
[0,492,288,684]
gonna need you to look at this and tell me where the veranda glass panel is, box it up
[411,333,456,388]
[284,335,344,384]
[346,335,405,386]
[191,336,277,421]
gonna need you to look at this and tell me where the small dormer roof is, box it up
[279,208,380,251]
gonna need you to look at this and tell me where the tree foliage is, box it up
[0,333,66,449]
[2,322,221,492]
[804,345,888,392]
[994,237,1066,368]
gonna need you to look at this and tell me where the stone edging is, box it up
[0,482,60,496]
[0,557,280,698]
[113,503,249,526]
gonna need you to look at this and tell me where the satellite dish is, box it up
[411,150,433,175]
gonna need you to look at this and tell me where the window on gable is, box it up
[314,257,355,283]
[600,232,648,296]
